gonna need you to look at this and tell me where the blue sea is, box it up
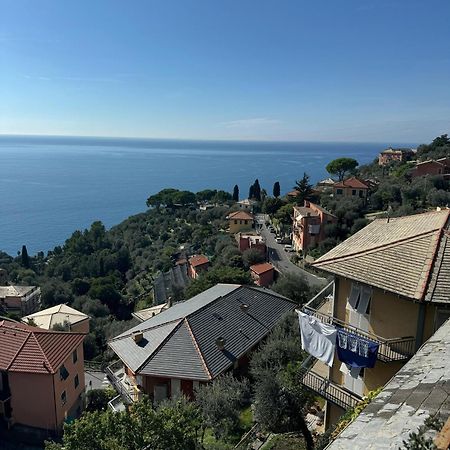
[0,135,415,256]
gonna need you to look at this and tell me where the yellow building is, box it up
[226,210,255,234]
[299,209,450,428]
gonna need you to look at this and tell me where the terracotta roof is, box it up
[250,263,274,275]
[189,255,209,267]
[313,209,450,301]
[22,304,89,330]
[333,177,369,189]
[416,159,445,167]
[0,321,85,374]
[227,211,254,220]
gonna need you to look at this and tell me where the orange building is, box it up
[378,148,414,166]
[0,320,85,432]
[332,177,369,200]
[250,263,275,287]
[188,255,210,279]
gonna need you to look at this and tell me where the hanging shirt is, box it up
[336,328,379,368]
[297,311,337,367]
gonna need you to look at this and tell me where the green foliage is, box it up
[274,204,294,225]
[242,248,266,268]
[326,157,359,181]
[185,266,251,298]
[196,374,250,441]
[273,181,281,198]
[416,134,450,161]
[262,197,284,215]
[45,397,201,450]
[249,179,262,201]
[293,173,313,205]
[21,245,30,268]
[232,185,239,202]
[85,388,117,412]
[272,273,311,306]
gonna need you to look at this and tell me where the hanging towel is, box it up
[297,311,337,367]
[336,329,379,368]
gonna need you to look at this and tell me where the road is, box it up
[255,214,326,288]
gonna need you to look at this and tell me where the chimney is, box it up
[167,296,173,308]
[132,331,144,344]
[240,303,249,313]
[215,337,226,351]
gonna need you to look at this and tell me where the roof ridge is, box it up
[112,318,184,341]
[184,318,212,380]
[315,229,443,266]
[6,329,32,371]
[136,319,184,373]
[32,332,53,373]
[424,232,448,301]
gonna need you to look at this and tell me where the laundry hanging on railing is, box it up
[297,310,337,367]
[336,328,379,368]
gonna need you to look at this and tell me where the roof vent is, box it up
[240,303,249,313]
[132,331,144,344]
[215,337,226,351]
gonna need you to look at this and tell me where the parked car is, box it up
[284,244,294,252]
[275,237,282,243]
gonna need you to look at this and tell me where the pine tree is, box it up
[273,181,280,198]
[232,185,239,202]
[294,173,313,205]
[21,245,30,269]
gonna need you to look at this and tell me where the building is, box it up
[237,198,257,211]
[298,209,450,429]
[0,320,85,432]
[22,304,90,333]
[226,211,255,233]
[0,286,41,316]
[411,157,450,179]
[332,177,369,200]
[133,303,169,322]
[327,316,450,450]
[188,255,210,279]
[292,201,337,253]
[236,232,266,256]
[250,263,275,287]
[315,177,336,192]
[378,147,415,166]
[108,284,295,405]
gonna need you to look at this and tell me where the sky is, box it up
[1,0,449,142]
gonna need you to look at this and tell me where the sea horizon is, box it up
[0,135,418,256]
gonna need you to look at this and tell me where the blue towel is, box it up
[336,328,379,368]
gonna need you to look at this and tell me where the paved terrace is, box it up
[327,318,450,450]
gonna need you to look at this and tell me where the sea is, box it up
[0,135,416,256]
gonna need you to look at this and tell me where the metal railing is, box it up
[105,361,133,405]
[300,369,362,411]
[302,305,416,362]
[304,281,334,311]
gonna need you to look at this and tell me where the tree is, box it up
[232,185,239,202]
[273,181,281,198]
[262,197,283,215]
[272,272,311,306]
[242,248,266,268]
[253,179,262,201]
[249,184,254,200]
[294,173,313,205]
[195,374,250,441]
[326,157,359,181]
[21,245,30,268]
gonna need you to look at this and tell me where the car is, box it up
[284,244,294,252]
[275,237,282,243]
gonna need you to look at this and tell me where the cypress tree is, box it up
[253,179,261,201]
[249,184,255,199]
[232,185,239,202]
[21,245,30,268]
[273,181,281,198]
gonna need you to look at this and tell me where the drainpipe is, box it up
[415,302,426,351]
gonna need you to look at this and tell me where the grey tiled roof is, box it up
[109,284,295,380]
[425,232,450,304]
[313,210,450,301]
[327,318,450,450]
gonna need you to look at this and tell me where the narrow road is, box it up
[256,214,327,288]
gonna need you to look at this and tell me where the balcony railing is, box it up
[300,367,362,411]
[105,360,134,405]
[302,304,416,362]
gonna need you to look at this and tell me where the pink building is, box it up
[250,263,275,287]
[188,255,210,279]
[236,232,266,256]
[378,148,414,166]
[292,201,337,253]
[0,320,85,432]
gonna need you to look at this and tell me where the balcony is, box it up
[300,357,362,411]
[105,360,143,409]
[303,282,416,363]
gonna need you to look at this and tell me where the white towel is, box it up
[298,311,337,367]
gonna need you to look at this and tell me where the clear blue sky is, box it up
[1,0,449,142]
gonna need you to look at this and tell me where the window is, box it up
[352,189,357,196]
[74,374,79,389]
[61,391,67,405]
[59,365,69,381]
[359,190,364,198]
[336,188,343,195]
[72,349,78,364]
[234,220,237,224]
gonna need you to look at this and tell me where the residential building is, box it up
[332,177,369,200]
[0,286,41,316]
[0,320,85,432]
[108,284,295,405]
[378,147,414,166]
[250,263,275,287]
[411,157,450,178]
[237,198,257,211]
[22,304,90,333]
[188,255,210,279]
[298,209,450,429]
[292,201,337,253]
[327,316,450,449]
[226,211,255,233]
[133,303,169,322]
[315,177,336,192]
[236,232,266,256]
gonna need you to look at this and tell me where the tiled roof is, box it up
[425,232,450,304]
[250,263,274,275]
[109,284,295,380]
[227,211,254,221]
[333,177,369,189]
[0,285,37,298]
[22,304,89,330]
[0,320,85,374]
[327,317,450,450]
[189,255,209,267]
[313,210,450,301]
